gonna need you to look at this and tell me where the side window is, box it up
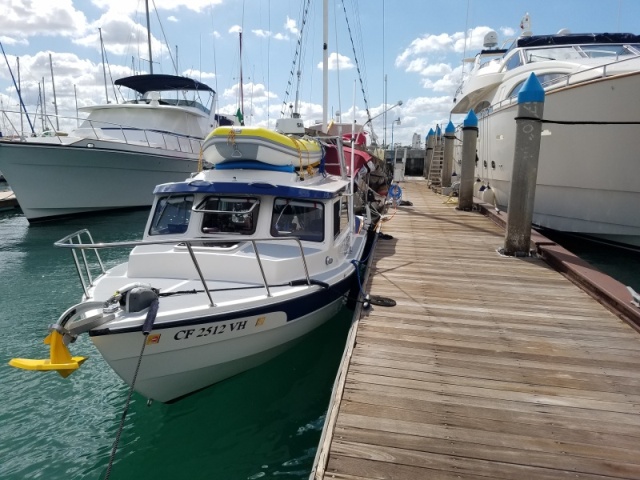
[271,198,324,242]
[148,195,193,235]
[332,196,349,238]
[503,52,523,72]
[199,197,259,235]
[508,73,566,98]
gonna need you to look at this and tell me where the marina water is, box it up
[0,207,352,479]
[2,198,640,480]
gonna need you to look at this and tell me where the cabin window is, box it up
[508,72,566,98]
[580,44,636,59]
[333,196,350,238]
[271,198,324,242]
[198,196,259,235]
[503,52,523,72]
[148,194,194,235]
[525,46,582,63]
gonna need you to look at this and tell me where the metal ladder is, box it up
[427,143,444,189]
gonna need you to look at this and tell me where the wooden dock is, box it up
[312,178,640,480]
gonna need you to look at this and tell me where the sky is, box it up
[1,0,640,147]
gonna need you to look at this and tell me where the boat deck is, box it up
[312,178,640,480]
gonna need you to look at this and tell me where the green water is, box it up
[0,209,352,479]
[540,229,640,293]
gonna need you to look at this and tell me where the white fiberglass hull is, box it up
[90,277,353,403]
[474,72,640,247]
[0,140,200,221]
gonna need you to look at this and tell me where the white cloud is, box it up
[167,16,178,23]
[74,12,167,60]
[252,29,271,38]
[273,33,289,41]
[229,25,242,34]
[182,69,216,80]
[284,16,298,35]
[0,0,88,40]
[317,52,354,71]
[90,0,223,14]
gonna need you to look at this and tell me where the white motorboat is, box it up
[452,25,640,248]
[0,74,234,222]
[9,137,375,403]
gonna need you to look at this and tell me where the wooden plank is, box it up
[312,180,640,480]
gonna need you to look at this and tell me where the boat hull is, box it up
[473,72,640,247]
[90,277,353,403]
[0,140,200,221]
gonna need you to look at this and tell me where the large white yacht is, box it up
[452,26,640,248]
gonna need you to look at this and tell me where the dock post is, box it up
[423,128,435,178]
[458,110,478,210]
[442,121,456,188]
[503,73,545,256]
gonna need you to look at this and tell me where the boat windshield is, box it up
[524,46,584,62]
[199,196,259,235]
[135,90,214,115]
[524,44,639,63]
[271,198,324,242]
[148,194,194,235]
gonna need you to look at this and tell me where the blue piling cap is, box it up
[445,121,455,133]
[463,110,478,128]
[518,73,545,103]
[427,128,434,137]
[435,125,441,135]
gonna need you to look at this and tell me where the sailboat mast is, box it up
[145,0,153,74]
[99,28,109,103]
[17,57,23,135]
[49,53,59,131]
[239,31,244,123]
[322,0,328,132]
[0,42,35,134]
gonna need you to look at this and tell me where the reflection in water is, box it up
[0,209,352,480]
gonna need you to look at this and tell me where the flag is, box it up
[236,107,244,126]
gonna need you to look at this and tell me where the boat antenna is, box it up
[152,0,178,74]
[0,42,35,135]
[322,0,328,132]
[49,53,60,131]
[99,28,109,103]
[74,84,79,127]
[145,0,153,74]
[239,31,245,125]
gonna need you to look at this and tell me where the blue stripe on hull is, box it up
[89,273,356,337]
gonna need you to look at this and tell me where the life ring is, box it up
[388,183,402,201]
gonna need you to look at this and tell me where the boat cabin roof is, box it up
[153,177,347,200]
[516,33,640,49]
[115,74,215,94]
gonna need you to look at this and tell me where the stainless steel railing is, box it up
[0,109,204,155]
[54,230,312,307]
